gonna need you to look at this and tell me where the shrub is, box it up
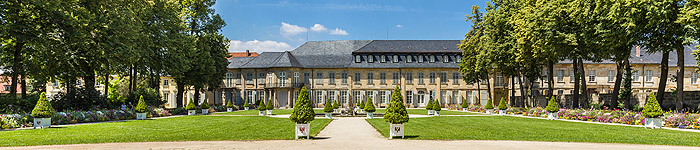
[201,100,210,109]
[461,99,468,108]
[266,100,273,110]
[323,99,333,113]
[31,92,56,118]
[126,87,163,107]
[185,99,196,110]
[51,88,112,111]
[290,87,315,124]
[498,97,507,110]
[642,93,663,118]
[243,100,249,108]
[359,99,365,109]
[135,96,148,113]
[258,100,266,111]
[546,97,559,112]
[384,86,409,124]
[0,93,39,114]
[333,100,340,109]
[426,99,434,110]
[365,97,376,112]
[432,99,441,111]
[484,99,494,109]
[226,99,234,108]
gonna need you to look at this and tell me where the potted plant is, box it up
[365,97,376,119]
[31,92,55,129]
[226,100,234,112]
[432,99,441,116]
[426,99,434,115]
[358,99,365,113]
[461,99,469,112]
[258,100,267,116]
[497,97,507,115]
[289,87,315,139]
[186,99,197,115]
[135,96,148,119]
[484,99,494,115]
[323,99,333,119]
[243,100,249,110]
[201,100,210,115]
[642,93,664,129]
[545,97,559,120]
[384,86,409,139]
[266,100,274,115]
[332,100,339,113]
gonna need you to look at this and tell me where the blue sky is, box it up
[214,0,489,53]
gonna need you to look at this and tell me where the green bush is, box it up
[332,100,339,109]
[31,92,56,118]
[432,99,441,111]
[642,93,663,118]
[498,97,507,110]
[266,100,273,110]
[384,86,409,124]
[185,99,196,110]
[226,99,234,108]
[135,96,148,113]
[546,96,559,112]
[364,97,376,112]
[201,100,210,109]
[258,100,266,111]
[461,99,468,108]
[290,87,315,124]
[243,100,249,108]
[485,99,494,109]
[324,99,333,113]
[426,99,433,110]
[359,99,365,109]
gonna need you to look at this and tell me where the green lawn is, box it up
[367,116,700,146]
[0,116,332,147]
[217,109,329,115]
[368,109,483,115]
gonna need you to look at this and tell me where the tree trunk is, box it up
[128,66,134,93]
[623,59,632,110]
[10,42,23,97]
[573,59,580,109]
[547,61,554,101]
[83,68,96,93]
[657,51,669,109]
[518,74,526,107]
[194,85,201,106]
[104,72,110,97]
[176,82,185,107]
[486,70,493,107]
[476,82,481,105]
[611,60,623,108]
[579,58,587,108]
[20,72,26,98]
[676,46,684,110]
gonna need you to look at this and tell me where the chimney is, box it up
[635,46,641,57]
[246,50,250,57]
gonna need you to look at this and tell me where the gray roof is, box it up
[290,40,372,68]
[560,44,699,67]
[227,57,256,68]
[354,40,461,53]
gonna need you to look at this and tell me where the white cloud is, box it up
[329,28,348,35]
[310,24,328,32]
[396,25,403,28]
[280,22,307,37]
[228,40,293,52]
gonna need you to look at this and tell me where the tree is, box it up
[425,98,433,110]
[135,96,148,113]
[266,100,273,110]
[257,100,266,111]
[323,99,333,113]
[545,97,559,113]
[642,93,663,118]
[364,97,376,113]
[384,86,409,124]
[31,92,56,118]
[498,97,507,110]
[485,98,494,110]
[459,5,489,106]
[290,87,314,124]
[432,99,441,111]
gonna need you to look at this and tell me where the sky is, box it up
[214,0,490,53]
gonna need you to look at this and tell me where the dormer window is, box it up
[380,55,387,63]
[406,55,413,63]
[456,55,461,63]
[355,55,362,63]
[418,55,424,63]
[393,55,399,63]
[429,55,436,63]
[443,55,449,63]
[368,55,374,63]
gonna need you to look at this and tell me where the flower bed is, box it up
[0,108,172,130]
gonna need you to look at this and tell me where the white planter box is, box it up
[367,112,374,119]
[548,112,559,120]
[325,113,333,119]
[434,111,441,116]
[462,108,468,112]
[295,123,310,139]
[136,113,147,120]
[244,107,249,110]
[227,108,233,112]
[202,109,209,115]
[389,124,405,139]
[259,111,265,116]
[486,109,493,115]
[360,109,364,113]
[427,110,433,115]
[267,110,272,115]
[499,110,506,115]
[645,118,663,129]
[188,110,196,115]
[33,118,51,129]
[333,109,338,113]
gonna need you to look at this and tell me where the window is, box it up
[354,91,362,104]
[557,70,564,82]
[417,91,425,104]
[588,70,596,82]
[259,73,266,84]
[368,72,374,84]
[418,73,425,84]
[608,70,615,82]
[443,55,449,63]
[76,80,82,86]
[392,72,399,84]
[466,91,472,104]
[355,55,361,63]
[380,72,386,84]
[441,90,448,104]
[406,55,413,63]
[245,90,255,104]
[380,55,386,63]
[246,73,254,84]
[304,72,310,84]
[368,55,374,63]
[341,91,348,104]
[406,72,413,84]
[294,72,299,84]
[316,90,324,104]
[692,72,698,84]
[257,90,265,103]
[329,72,336,85]
[366,90,375,104]
[456,55,461,63]
[163,92,169,103]
[3,85,10,91]
[329,91,336,102]
[429,72,436,84]
[235,73,242,85]
[341,72,348,84]
[279,72,287,86]
[645,70,652,82]
[440,72,447,83]
[393,55,399,63]
[406,91,413,104]
[379,91,386,104]
[418,55,424,63]
[496,73,504,86]
[268,73,274,85]
[429,55,436,63]
[316,72,323,85]
[354,72,361,84]
[163,79,169,86]
[453,90,460,104]
[452,72,460,84]
[632,70,639,82]
[53,80,59,87]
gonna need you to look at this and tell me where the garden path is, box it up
[5,117,698,150]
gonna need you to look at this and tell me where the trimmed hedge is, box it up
[384,86,409,124]
[201,100,210,109]
[135,96,148,113]
[226,99,234,108]
[432,99,441,111]
[290,86,315,124]
[185,99,196,110]
[266,100,273,110]
[498,97,507,110]
[258,100,266,111]
[546,97,559,112]
[364,97,376,112]
[461,99,468,108]
[324,99,333,113]
[243,100,249,108]
[31,92,56,118]
[485,99,494,109]
[642,93,663,118]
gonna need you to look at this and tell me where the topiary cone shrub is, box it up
[290,87,315,139]
[258,100,267,116]
[201,100,210,115]
[365,97,376,113]
[642,93,664,128]
[185,99,197,110]
[497,97,507,110]
[359,99,365,109]
[266,100,273,110]
[432,99,441,116]
[461,99,468,108]
[324,99,333,113]
[426,99,434,110]
[135,96,148,113]
[31,92,56,118]
[484,99,494,109]
[545,97,559,112]
[384,86,409,124]
[243,100,249,110]
[226,99,234,112]
[332,100,339,109]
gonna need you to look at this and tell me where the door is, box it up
[278,90,288,107]
[417,91,425,107]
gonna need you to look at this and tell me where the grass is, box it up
[368,109,483,115]
[0,116,332,147]
[217,109,329,115]
[367,116,700,147]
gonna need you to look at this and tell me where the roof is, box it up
[560,44,699,67]
[226,51,259,60]
[354,40,461,53]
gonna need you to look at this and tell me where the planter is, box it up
[258,111,265,116]
[486,109,493,115]
[227,108,233,112]
[33,118,51,129]
[367,112,374,119]
[462,108,468,112]
[136,113,147,120]
[333,109,338,113]
[295,123,311,139]
[244,107,249,110]
[427,110,433,115]
[644,118,663,129]
[188,110,196,115]
[202,109,209,115]
[325,113,333,119]
[360,109,364,113]
[389,124,405,139]
[434,111,441,116]
[547,112,559,120]
[267,110,272,115]
[499,110,506,115]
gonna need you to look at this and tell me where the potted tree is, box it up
[365,97,376,119]
[266,100,274,115]
[461,99,469,112]
[324,99,334,119]
[186,99,197,115]
[332,100,339,113]
[642,93,664,129]
[484,99,494,115]
[201,100,210,115]
[243,100,250,110]
[226,100,234,112]
[432,99,441,116]
[358,99,365,113]
[135,96,148,119]
[384,86,409,139]
[289,87,315,139]
[426,99,434,115]
[31,92,55,129]
[545,97,559,120]
[258,100,267,116]
[497,97,507,115]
